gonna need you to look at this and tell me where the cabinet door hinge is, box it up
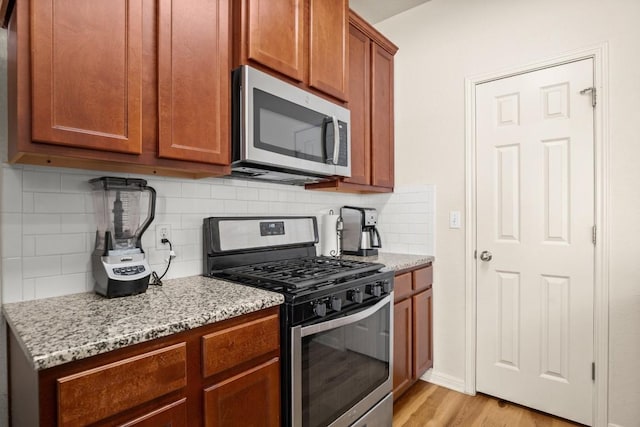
[592,362,595,381]
[580,87,597,108]
[592,225,597,245]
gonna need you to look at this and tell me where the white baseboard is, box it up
[419,369,467,394]
[608,424,623,427]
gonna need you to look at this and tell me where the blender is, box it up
[90,177,156,298]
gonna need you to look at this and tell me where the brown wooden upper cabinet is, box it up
[306,11,398,193]
[234,0,349,102]
[157,0,231,165]
[4,0,230,178]
[30,0,143,155]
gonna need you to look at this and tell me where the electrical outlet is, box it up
[155,224,171,249]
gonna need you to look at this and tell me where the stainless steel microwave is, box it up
[231,65,351,185]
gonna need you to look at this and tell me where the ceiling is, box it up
[349,0,431,24]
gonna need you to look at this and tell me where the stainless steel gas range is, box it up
[204,216,394,427]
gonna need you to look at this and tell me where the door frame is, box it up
[464,44,610,427]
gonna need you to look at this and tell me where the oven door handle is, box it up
[300,294,392,338]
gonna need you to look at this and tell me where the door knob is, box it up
[479,251,493,262]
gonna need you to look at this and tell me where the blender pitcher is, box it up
[90,177,156,298]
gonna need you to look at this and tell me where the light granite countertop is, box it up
[2,276,284,371]
[342,252,434,272]
[3,254,429,371]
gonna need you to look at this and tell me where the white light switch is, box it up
[449,211,461,229]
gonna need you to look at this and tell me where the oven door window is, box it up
[253,89,348,167]
[300,302,390,427]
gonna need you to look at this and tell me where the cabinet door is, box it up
[247,0,305,81]
[204,358,280,427]
[343,24,371,185]
[121,399,187,427]
[370,43,395,188]
[31,0,143,154]
[309,0,348,100]
[393,298,412,398]
[413,288,433,378]
[158,0,230,165]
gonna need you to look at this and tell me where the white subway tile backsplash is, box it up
[61,214,95,233]
[1,167,22,213]
[225,200,248,213]
[1,164,434,302]
[23,255,61,278]
[211,185,237,200]
[22,193,34,213]
[237,187,259,200]
[34,193,85,213]
[35,234,85,256]
[0,213,21,258]
[23,213,61,235]
[171,228,200,246]
[1,258,23,303]
[22,279,35,301]
[60,174,94,193]
[34,273,86,299]
[23,171,61,193]
[22,236,35,257]
[247,201,269,214]
[182,182,210,199]
[61,253,91,275]
[220,178,246,187]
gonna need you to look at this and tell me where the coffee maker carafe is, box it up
[90,177,156,298]
[340,206,382,256]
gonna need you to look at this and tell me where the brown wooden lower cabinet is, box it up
[393,263,433,400]
[8,307,280,426]
[120,399,187,427]
[204,358,280,427]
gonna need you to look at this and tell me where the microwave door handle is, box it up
[331,115,340,165]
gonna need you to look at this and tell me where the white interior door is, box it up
[475,59,594,425]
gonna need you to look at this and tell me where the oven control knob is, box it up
[330,296,342,312]
[368,284,382,297]
[382,280,391,294]
[348,289,364,304]
[313,301,327,317]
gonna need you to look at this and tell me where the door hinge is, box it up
[592,362,595,381]
[592,225,597,244]
[580,87,597,108]
[474,250,477,259]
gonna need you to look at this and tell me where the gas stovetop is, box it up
[220,256,383,290]
[204,216,393,308]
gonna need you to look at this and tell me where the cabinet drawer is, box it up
[412,265,433,292]
[57,343,187,427]
[202,313,279,378]
[394,272,412,302]
[121,398,187,427]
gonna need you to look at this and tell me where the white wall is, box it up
[376,0,640,425]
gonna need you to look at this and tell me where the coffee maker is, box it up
[340,206,382,256]
[90,177,156,298]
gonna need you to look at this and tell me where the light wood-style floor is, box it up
[393,381,585,427]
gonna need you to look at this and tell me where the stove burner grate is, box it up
[221,256,383,289]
